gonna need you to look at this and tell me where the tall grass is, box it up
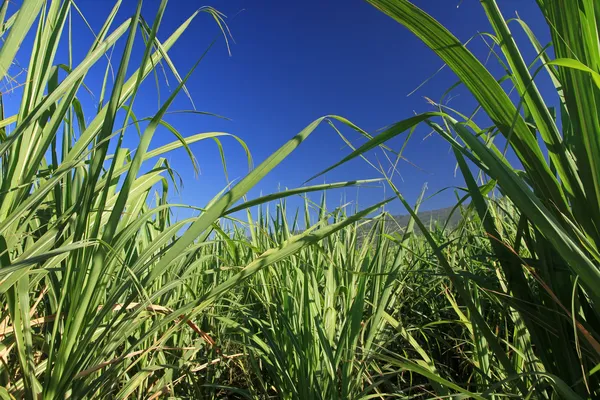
[310,0,600,397]
[2,0,599,398]
[0,1,386,398]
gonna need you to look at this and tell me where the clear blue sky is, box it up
[12,0,551,218]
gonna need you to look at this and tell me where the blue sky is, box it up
[9,0,551,218]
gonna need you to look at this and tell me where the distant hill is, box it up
[390,205,461,231]
[361,205,462,236]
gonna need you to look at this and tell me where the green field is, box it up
[1,0,599,398]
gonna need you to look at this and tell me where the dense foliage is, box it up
[0,0,599,398]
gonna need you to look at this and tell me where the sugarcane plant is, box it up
[0,0,389,398]
[312,0,600,397]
